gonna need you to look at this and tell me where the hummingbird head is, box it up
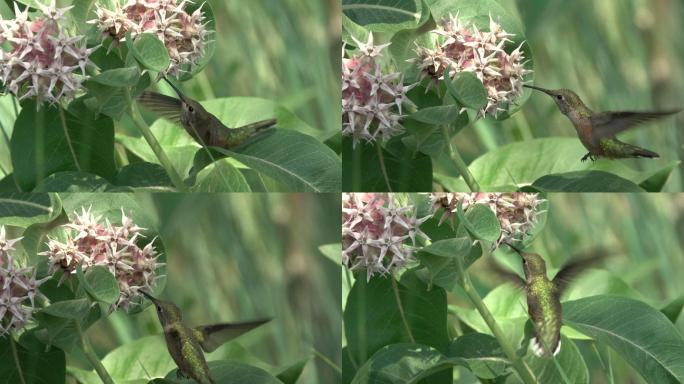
[162,77,210,127]
[505,243,547,281]
[141,290,183,326]
[524,85,584,115]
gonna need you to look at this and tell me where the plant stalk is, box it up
[376,142,393,192]
[441,126,480,191]
[58,105,82,171]
[454,247,536,384]
[126,100,188,191]
[9,334,27,384]
[75,322,115,384]
[391,275,415,344]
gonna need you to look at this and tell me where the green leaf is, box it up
[447,333,507,379]
[318,243,340,265]
[114,162,174,189]
[83,266,120,305]
[131,34,170,72]
[91,67,141,87]
[0,331,65,384]
[191,159,252,192]
[563,295,684,383]
[0,193,61,227]
[464,138,677,191]
[70,0,98,33]
[661,296,684,324]
[60,193,158,235]
[445,71,487,111]
[41,299,92,320]
[163,361,282,384]
[342,0,422,32]
[213,129,341,192]
[351,343,464,384]
[409,105,464,125]
[11,100,116,191]
[532,171,645,192]
[275,358,310,384]
[33,172,118,192]
[343,138,432,191]
[457,203,501,243]
[344,270,449,366]
[98,335,176,381]
[517,335,589,384]
[417,237,472,290]
[34,306,101,352]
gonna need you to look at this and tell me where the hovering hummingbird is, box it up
[524,85,680,161]
[494,244,605,357]
[140,291,270,384]
[137,78,277,149]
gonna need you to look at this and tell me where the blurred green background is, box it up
[465,193,684,383]
[73,193,341,383]
[452,0,684,191]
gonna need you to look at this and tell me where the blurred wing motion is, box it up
[487,258,525,289]
[591,110,681,139]
[194,319,271,353]
[552,249,609,294]
[137,91,182,124]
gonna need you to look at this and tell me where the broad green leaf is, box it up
[445,72,487,111]
[532,171,645,192]
[41,299,92,320]
[563,295,684,384]
[83,266,120,305]
[33,172,118,192]
[351,343,464,384]
[275,358,310,384]
[0,331,65,384]
[99,335,176,381]
[343,138,432,192]
[465,138,678,191]
[661,296,684,324]
[162,361,282,384]
[0,193,61,227]
[71,0,98,33]
[11,100,116,191]
[131,34,170,72]
[515,336,588,384]
[562,269,642,302]
[34,306,101,353]
[318,243,340,265]
[417,236,472,290]
[91,67,141,87]
[457,203,501,243]
[114,162,174,189]
[342,0,422,32]
[191,159,251,192]
[59,193,158,234]
[344,270,449,366]
[409,105,464,125]
[448,333,507,379]
[83,82,129,120]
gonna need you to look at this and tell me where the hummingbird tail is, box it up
[531,336,561,357]
[630,147,659,159]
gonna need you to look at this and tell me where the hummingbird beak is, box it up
[162,77,187,102]
[140,290,158,303]
[503,241,523,254]
[523,84,555,96]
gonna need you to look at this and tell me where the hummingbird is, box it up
[137,78,277,150]
[524,85,680,162]
[494,244,605,357]
[140,291,270,384]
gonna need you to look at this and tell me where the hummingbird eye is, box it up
[188,105,194,113]
[556,95,563,101]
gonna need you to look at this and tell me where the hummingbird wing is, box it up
[590,110,681,140]
[487,259,525,289]
[551,250,608,294]
[194,319,271,353]
[137,91,183,124]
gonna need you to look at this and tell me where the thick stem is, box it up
[441,126,480,192]
[9,334,27,384]
[376,142,393,192]
[76,322,115,384]
[454,248,536,384]
[58,105,82,171]
[391,275,415,344]
[127,101,188,191]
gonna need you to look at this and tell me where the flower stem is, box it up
[9,334,27,384]
[391,275,415,344]
[454,247,536,384]
[376,142,393,192]
[441,126,480,192]
[76,321,115,384]
[58,105,82,172]
[312,347,342,374]
[126,98,188,192]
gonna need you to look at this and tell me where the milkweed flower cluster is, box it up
[342,193,430,280]
[40,207,162,310]
[0,227,48,336]
[0,1,94,104]
[342,33,417,147]
[411,13,532,117]
[89,0,209,78]
[430,193,545,247]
